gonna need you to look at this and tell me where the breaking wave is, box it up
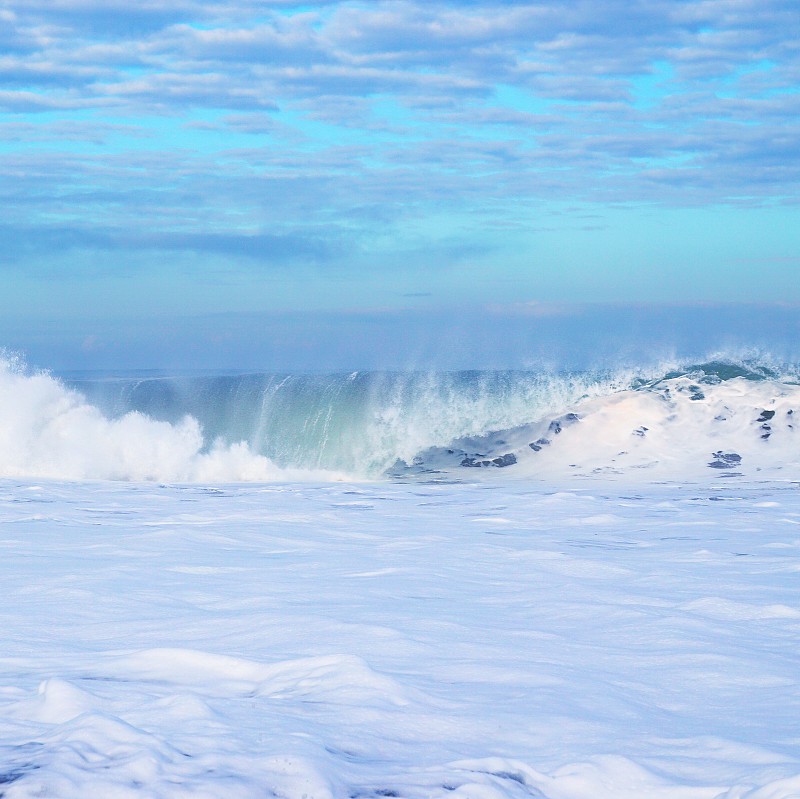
[1,352,798,482]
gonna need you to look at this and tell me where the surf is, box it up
[1,352,798,482]
[409,370,800,481]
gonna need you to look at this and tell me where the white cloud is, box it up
[0,0,798,270]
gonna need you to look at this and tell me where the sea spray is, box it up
[0,356,346,482]
[1,353,798,482]
[67,367,647,475]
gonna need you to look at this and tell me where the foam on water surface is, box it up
[2,478,800,798]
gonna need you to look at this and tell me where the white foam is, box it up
[0,358,349,483]
[7,678,97,725]
[425,376,800,481]
[108,648,417,706]
[3,478,800,797]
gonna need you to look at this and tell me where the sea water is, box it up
[1,354,799,798]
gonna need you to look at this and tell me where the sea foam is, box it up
[0,356,345,482]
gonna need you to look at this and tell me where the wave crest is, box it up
[0,357,346,482]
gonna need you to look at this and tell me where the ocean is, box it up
[1,353,799,798]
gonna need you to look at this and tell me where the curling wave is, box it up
[1,353,798,482]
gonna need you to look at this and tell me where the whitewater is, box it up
[1,353,799,798]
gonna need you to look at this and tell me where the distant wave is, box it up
[1,352,798,482]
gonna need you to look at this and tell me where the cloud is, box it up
[0,89,76,111]
[0,0,798,286]
[5,0,207,36]
[159,22,329,65]
[0,118,150,143]
[486,300,579,318]
[0,223,346,265]
[92,72,280,111]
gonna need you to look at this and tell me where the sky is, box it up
[1,0,799,370]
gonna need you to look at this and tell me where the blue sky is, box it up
[1,0,799,369]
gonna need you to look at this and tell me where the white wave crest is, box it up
[414,374,800,480]
[0,357,349,483]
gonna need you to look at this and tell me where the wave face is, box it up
[65,368,628,477]
[1,354,799,482]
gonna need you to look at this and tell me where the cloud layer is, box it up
[1,1,798,273]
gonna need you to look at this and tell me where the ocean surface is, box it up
[1,353,799,798]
